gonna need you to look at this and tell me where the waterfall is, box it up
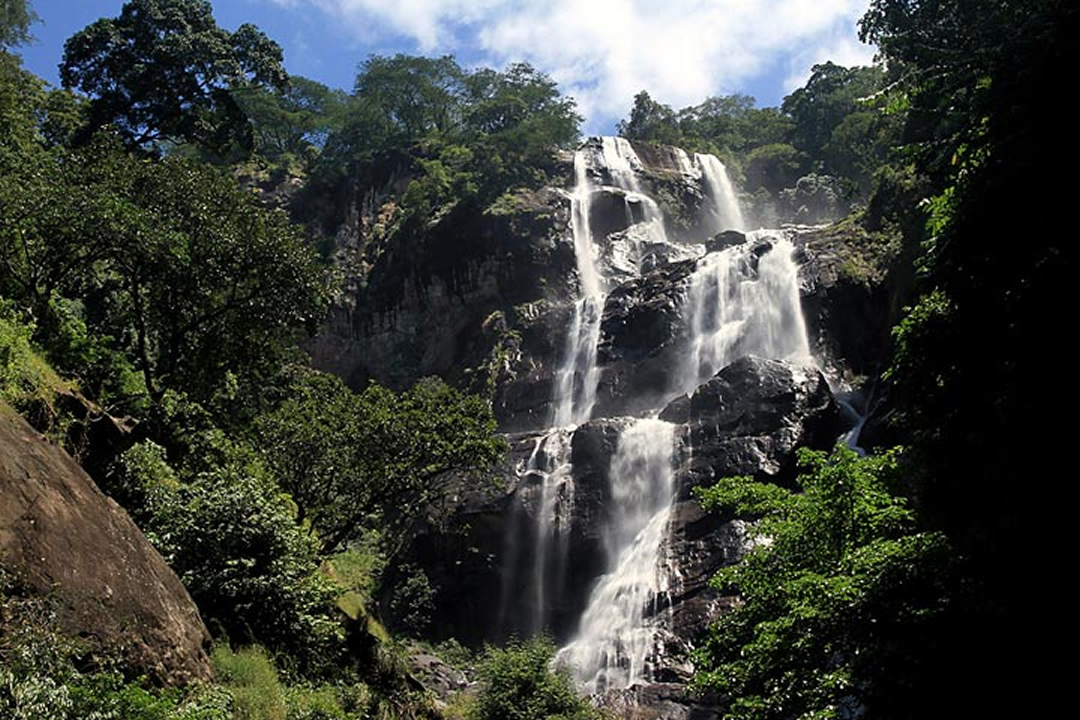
[673,232,811,400]
[500,137,813,696]
[696,152,745,233]
[498,428,576,637]
[556,419,677,693]
[551,150,606,427]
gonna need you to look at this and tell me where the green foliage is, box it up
[0,300,72,417]
[1,566,233,720]
[617,90,680,145]
[781,62,890,193]
[69,673,185,720]
[0,0,37,49]
[467,637,605,720]
[235,76,349,166]
[303,55,580,236]
[60,0,287,156]
[212,645,288,720]
[386,564,436,638]
[693,446,954,719]
[111,438,344,672]
[778,174,843,224]
[742,143,805,195]
[0,137,332,411]
[254,369,505,555]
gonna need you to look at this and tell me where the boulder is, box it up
[0,405,211,686]
[789,222,905,383]
[661,355,840,490]
[591,260,697,418]
[705,229,746,254]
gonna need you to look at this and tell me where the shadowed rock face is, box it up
[316,138,893,718]
[411,357,838,716]
[0,406,211,686]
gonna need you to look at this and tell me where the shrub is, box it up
[468,637,603,720]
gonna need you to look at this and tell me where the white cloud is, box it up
[782,19,878,93]
[263,0,876,131]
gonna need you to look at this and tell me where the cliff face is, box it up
[314,137,901,718]
[313,141,897,431]
[0,405,211,686]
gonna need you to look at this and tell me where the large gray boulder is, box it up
[0,405,211,686]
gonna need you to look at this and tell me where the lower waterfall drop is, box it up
[556,418,677,694]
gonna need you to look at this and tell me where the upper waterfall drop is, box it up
[696,152,746,233]
[571,149,603,300]
[673,232,811,401]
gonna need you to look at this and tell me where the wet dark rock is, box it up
[705,229,746,254]
[407,647,468,702]
[789,222,905,383]
[598,682,721,720]
[588,187,634,239]
[591,260,697,418]
[661,355,839,490]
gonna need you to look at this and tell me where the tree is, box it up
[742,143,805,194]
[0,137,332,406]
[693,446,954,719]
[234,75,348,164]
[469,637,605,720]
[617,90,680,145]
[354,54,465,144]
[463,62,581,189]
[253,369,505,555]
[60,0,286,155]
[0,0,37,49]
[781,62,889,193]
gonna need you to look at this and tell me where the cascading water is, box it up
[673,232,811,400]
[696,152,746,233]
[503,137,811,696]
[556,419,677,694]
[553,149,605,427]
[498,427,577,637]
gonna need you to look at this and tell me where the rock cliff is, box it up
[314,136,900,718]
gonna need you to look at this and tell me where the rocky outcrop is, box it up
[789,221,904,381]
[310,183,579,396]
[0,405,211,686]
[662,356,840,489]
[591,259,697,419]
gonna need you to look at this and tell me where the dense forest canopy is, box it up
[2,0,1072,717]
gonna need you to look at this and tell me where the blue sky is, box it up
[18,0,876,134]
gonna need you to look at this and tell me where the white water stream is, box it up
[507,137,811,693]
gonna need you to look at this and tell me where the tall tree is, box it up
[0,0,37,49]
[60,0,286,155]
[617,90,680,145]
[234,75,348,163]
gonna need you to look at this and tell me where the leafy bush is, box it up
[111,440,344,675]
[0,300,73,429]
[467,636,604,720]
[692,446,955,719]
